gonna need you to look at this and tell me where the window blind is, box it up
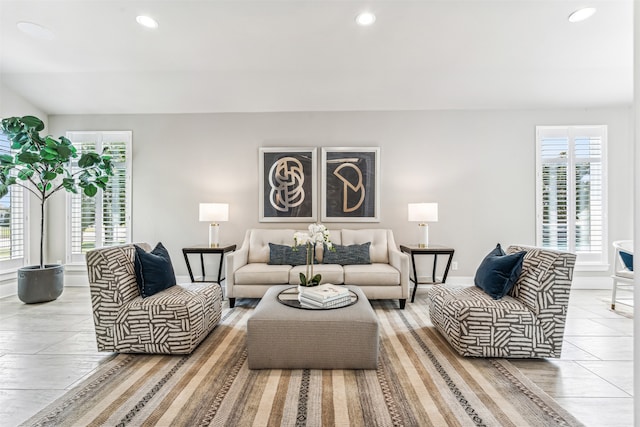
[0,133,26,270]
[536,126,607,267]
[66,131,132,263]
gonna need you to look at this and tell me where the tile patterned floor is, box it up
[0,287,633,426]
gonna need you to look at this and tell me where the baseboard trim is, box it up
[425,275,611,290]
[0,273,616,299]
[0,281,16,299]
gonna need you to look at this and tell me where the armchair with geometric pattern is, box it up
[428,245,576,358]
[86,243,222,354]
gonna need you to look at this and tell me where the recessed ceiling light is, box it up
[355,11,376,26]
[568,7,596,23]
[136,15,158,29]
[17,21,54,40]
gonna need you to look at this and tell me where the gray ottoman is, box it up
[247,285,379,369]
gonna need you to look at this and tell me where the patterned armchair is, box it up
[427,245,576,358]
[86,243,222,354]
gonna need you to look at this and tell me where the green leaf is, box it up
[18,168,34,180]
[299,273,307,286]
[44,136,58,148]
[57,145,72,159]
[0,154,14,165]
[62,178,77,193]
[311,274,322,285]
[45,182,52,191]
[83,184,97,197]
[78,153,99,168]
[0,184,7,198]
[42,171,57,180]
[16,152,40,164]
[20,116,45,131]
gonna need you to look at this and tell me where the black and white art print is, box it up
[259,147,317,222]
[321,147,380,222]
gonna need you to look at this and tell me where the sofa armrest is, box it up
[387,231,410,298]
[225,230,251,297]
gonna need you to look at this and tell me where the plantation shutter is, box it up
[66,131,132,264]
[0,133,27,270]
[536,126,607,268]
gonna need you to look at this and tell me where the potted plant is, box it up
[0,116,113,303]
[293,223,334,288]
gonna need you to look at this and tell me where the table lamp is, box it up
[199,203,229,247]
[408,203,438,248]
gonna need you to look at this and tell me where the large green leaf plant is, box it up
[0,116,113,268]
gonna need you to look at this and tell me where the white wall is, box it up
[47,108,633,286]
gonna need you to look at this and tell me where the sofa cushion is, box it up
[341,229,389,263]
[344,263,399,286]
[322,242,371,265]
[248,229,296,263]
[134,242,176,298]
[268,243,313,266]
[234,263,292,285]
[289,264,344,285]
[474,244,525,300]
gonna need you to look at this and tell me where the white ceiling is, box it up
[0,0,633,115]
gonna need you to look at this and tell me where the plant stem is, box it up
[309,243,314,281]
[39,198,44,269]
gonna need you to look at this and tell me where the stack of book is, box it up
[298,284,351,308]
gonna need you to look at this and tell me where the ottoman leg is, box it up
[399,299,406,309]
[229,298,236,308]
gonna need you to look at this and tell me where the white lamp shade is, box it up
[199,203,229,222]
[408,203,438,222]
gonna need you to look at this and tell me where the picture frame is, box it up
[259,147,317,222]
[321,147,380,222]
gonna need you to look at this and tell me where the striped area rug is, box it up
[23,299,583,427]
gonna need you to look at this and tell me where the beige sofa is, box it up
[226,229,409,308]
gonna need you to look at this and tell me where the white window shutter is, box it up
[66,131,132,264]
[0,133,27,270]
[536,125,608,268]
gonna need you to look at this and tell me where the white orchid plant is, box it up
[293,223,334,286]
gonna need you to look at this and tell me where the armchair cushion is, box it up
[134,242,176,298]
[474,244,525,300]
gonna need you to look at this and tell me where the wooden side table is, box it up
[400,244,455,303]
[182,244,236,283]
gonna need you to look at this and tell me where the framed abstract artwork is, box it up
[321,147,380,222]
[259,147,317,222]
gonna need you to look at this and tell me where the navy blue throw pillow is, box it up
[322,242,371,265]
[474,244,526,300]
[268,243,314,266]
[134,242,177,298]
[620,251,634,271]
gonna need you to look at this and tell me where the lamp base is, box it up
[208,223,220,247]
[418,223,429,248]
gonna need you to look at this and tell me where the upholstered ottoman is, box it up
[247,285,379,369]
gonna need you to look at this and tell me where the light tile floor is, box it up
[0,287,633,426]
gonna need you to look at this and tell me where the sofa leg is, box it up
[399,299,406,309]
[229,298,236,308]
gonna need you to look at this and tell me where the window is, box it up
[536,125,608,269]
[0,133,27,271]
[66,131,132,264]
